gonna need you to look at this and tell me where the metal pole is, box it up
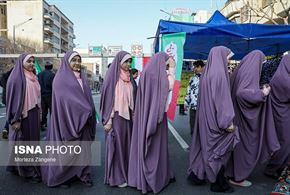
[13,25,15,53]
[12,18,32,53]
[160,9,175,20]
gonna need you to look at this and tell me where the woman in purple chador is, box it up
[264,54,290,179]
[100,51,134,187]
[42,51,96,187]
[187,46,240,193]
[128,52,176,194]
[226,50,280,187]
[6,53,41,182]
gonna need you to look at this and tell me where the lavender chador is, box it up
[264,54,290,177]
[226,50,280,181]
[188,46,240,185]
[42,51,96,187]
[100,51,133,186]
[6,53,41,179]
[128,52,175,194]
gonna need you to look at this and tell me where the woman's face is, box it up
[70,55,82,72]
[120,58,132,71]
[23,57,35,72]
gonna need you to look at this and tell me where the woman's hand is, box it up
[225,123,235,133]
[12,121,21,131]
[168,57,176,68]
[261,85,271,96]
[104,123,112,132]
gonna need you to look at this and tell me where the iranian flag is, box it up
[131,56,150,72]
[161,32,186,120]
[130,56,150,84]
[34,57,42,74]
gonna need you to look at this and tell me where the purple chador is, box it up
[6,53,41,178]
[226,50,280,181]
[128,52,175,194]
[264,54,290,176]
[100,51,133,186]
[188,46,240,185]
[42,51,96,187]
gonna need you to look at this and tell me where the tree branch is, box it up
[241,0,278,24]
[279,0,289,14]
[257,7,279,24]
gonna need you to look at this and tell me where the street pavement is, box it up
[0,94,276,195]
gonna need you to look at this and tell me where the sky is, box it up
[46,0,227,54]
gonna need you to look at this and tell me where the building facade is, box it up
[220,0,243,23]
[5,0,75,53]
[0,1,7,37]
[221,0,290,24]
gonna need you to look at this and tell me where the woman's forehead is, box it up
[72,55,81,60]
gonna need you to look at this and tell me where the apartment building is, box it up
[221,0,290,24]
[0,0,7,37]
[220,0,243,23]
[6,0,75,53]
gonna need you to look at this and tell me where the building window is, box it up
[61,40,68,46]
[0,48,5,54]
[69,26,73,33]
[1,8,4,15]
[53,13,60,22]
[52,24,60,33]
[68,36,73,42]
[52,35,60,44]
[52,48,60,53]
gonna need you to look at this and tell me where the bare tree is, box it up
[241,0,289,24]
[0,36,54,72]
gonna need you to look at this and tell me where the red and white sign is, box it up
[131,44,143,57]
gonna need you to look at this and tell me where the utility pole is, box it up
[13,18,32,53]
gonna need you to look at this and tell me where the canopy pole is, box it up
[276,44,280,56]
[159,36,162,52]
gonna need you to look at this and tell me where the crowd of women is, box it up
[5,46,290,193]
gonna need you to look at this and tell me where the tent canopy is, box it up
[206,10,233,24]
[154,10,290,60]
